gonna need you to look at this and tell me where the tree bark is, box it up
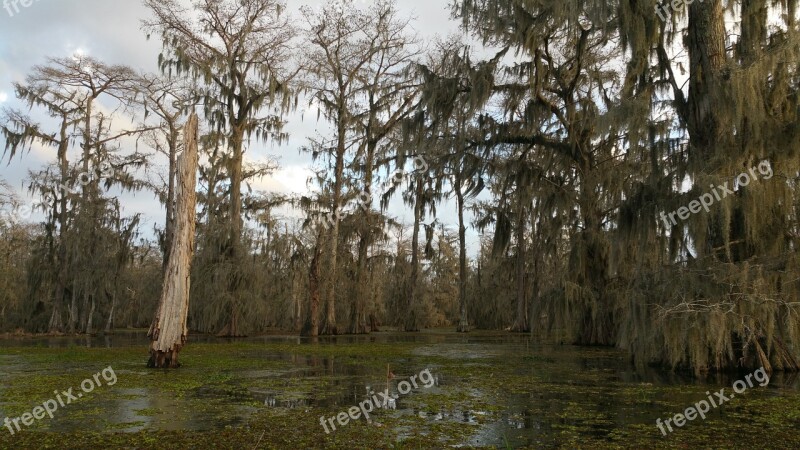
[219,127,246,337]
[349,139,377,335]
[575,160,612,345]
[104,295,115,334]
[349,230,371,334]
[455,174,469,333]
[511,190,529,333]
[49,116,71,334]
[162,124,179,271]
[67,282,78,334]
[301,233,322,337]
[148,113,199,368]
[687,0,727,165]
[686,0,730,262]
[292,272,302,332]
[85,295,95,335]
[321,120,346,336]
[404,179,424,332]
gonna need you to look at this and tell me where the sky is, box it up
[0,0,487,255]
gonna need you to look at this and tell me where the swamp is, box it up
[2,331,800,449]
[3,0,800,448]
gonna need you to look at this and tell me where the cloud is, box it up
[0,0,481,255]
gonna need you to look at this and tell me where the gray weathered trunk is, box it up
[148,113,199,368]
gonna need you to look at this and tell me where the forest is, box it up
[2,0,800,448]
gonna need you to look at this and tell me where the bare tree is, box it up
[348,1,420,335]
[301,0,419,335]
[2,56,150,335]
[148,113,198,369]
[414,40,487,332]
[134,75,196,270]
[143,0,297,337]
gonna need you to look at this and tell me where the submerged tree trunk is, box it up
[148,113,198,368]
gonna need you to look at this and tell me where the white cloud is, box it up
[0,0,480,255]
[252,165,315,195]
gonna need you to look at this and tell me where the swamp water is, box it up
[1,330,799,448]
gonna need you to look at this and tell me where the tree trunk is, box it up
[455,176,469,333]
[301,235,322,337]
[148,113,199,369]
[218,127,246,337]
[404,180,424,332]
[105,288,116,334]
[575,161,612,345]
[529,208,541,335]
[687,0,727,175]
[349,140,377,335]
[48,307,62,335]
[162,125,178,271]
[49,118,70,334]
[511,191,529,333]
[85,295,95,335]
[292,272,302,332]
[67,282,78,334]
[349,232,371,334]
[321,128,346,336]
